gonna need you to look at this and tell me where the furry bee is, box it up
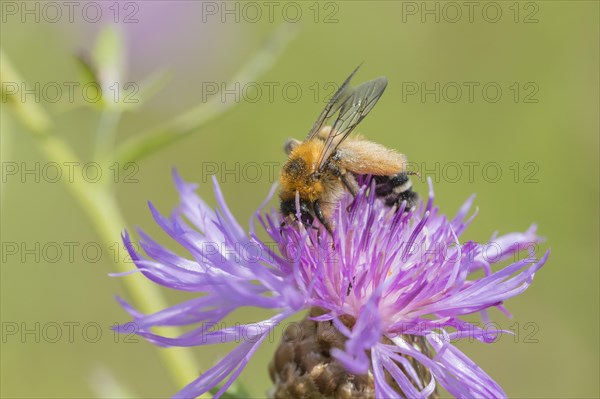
[279,66,418,236]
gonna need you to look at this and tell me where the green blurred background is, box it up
[1,1,598,398]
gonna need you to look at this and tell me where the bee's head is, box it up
[281,154,323,195]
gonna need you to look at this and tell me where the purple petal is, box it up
[172,313,287,399]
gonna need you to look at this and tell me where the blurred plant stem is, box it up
[1,50,51,134]
[114,23,299,170]
[1,50,210,398]
[94,108,123,165]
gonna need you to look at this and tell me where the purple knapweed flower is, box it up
[114,169,548,399]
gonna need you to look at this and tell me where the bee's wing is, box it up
[304,66,359,141]
[316,76,388,172]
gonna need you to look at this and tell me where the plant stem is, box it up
[2,51,210,398]
[42,133,212,396]
[94,108,123,165]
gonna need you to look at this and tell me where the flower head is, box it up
[114,169,548,398]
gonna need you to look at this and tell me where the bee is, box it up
[279,66,418,236]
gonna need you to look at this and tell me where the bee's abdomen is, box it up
[373,173,418,210]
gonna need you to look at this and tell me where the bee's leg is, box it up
[280,215,321,248]
[340,171,360,196]
[327,163,359,197]
[340,171,360,213]
[346,275,356,296]
[279,220,286,236]
[313,200,334,246]
[302,222,320,248]
[279,214,318,235]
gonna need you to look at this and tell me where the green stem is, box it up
[94,108,123,166]
[1,49,51,134]
[2,51,210,398]
[42,134,211,397]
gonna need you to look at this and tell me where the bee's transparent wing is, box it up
[316,76,388,172]
[304,66,360,141]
